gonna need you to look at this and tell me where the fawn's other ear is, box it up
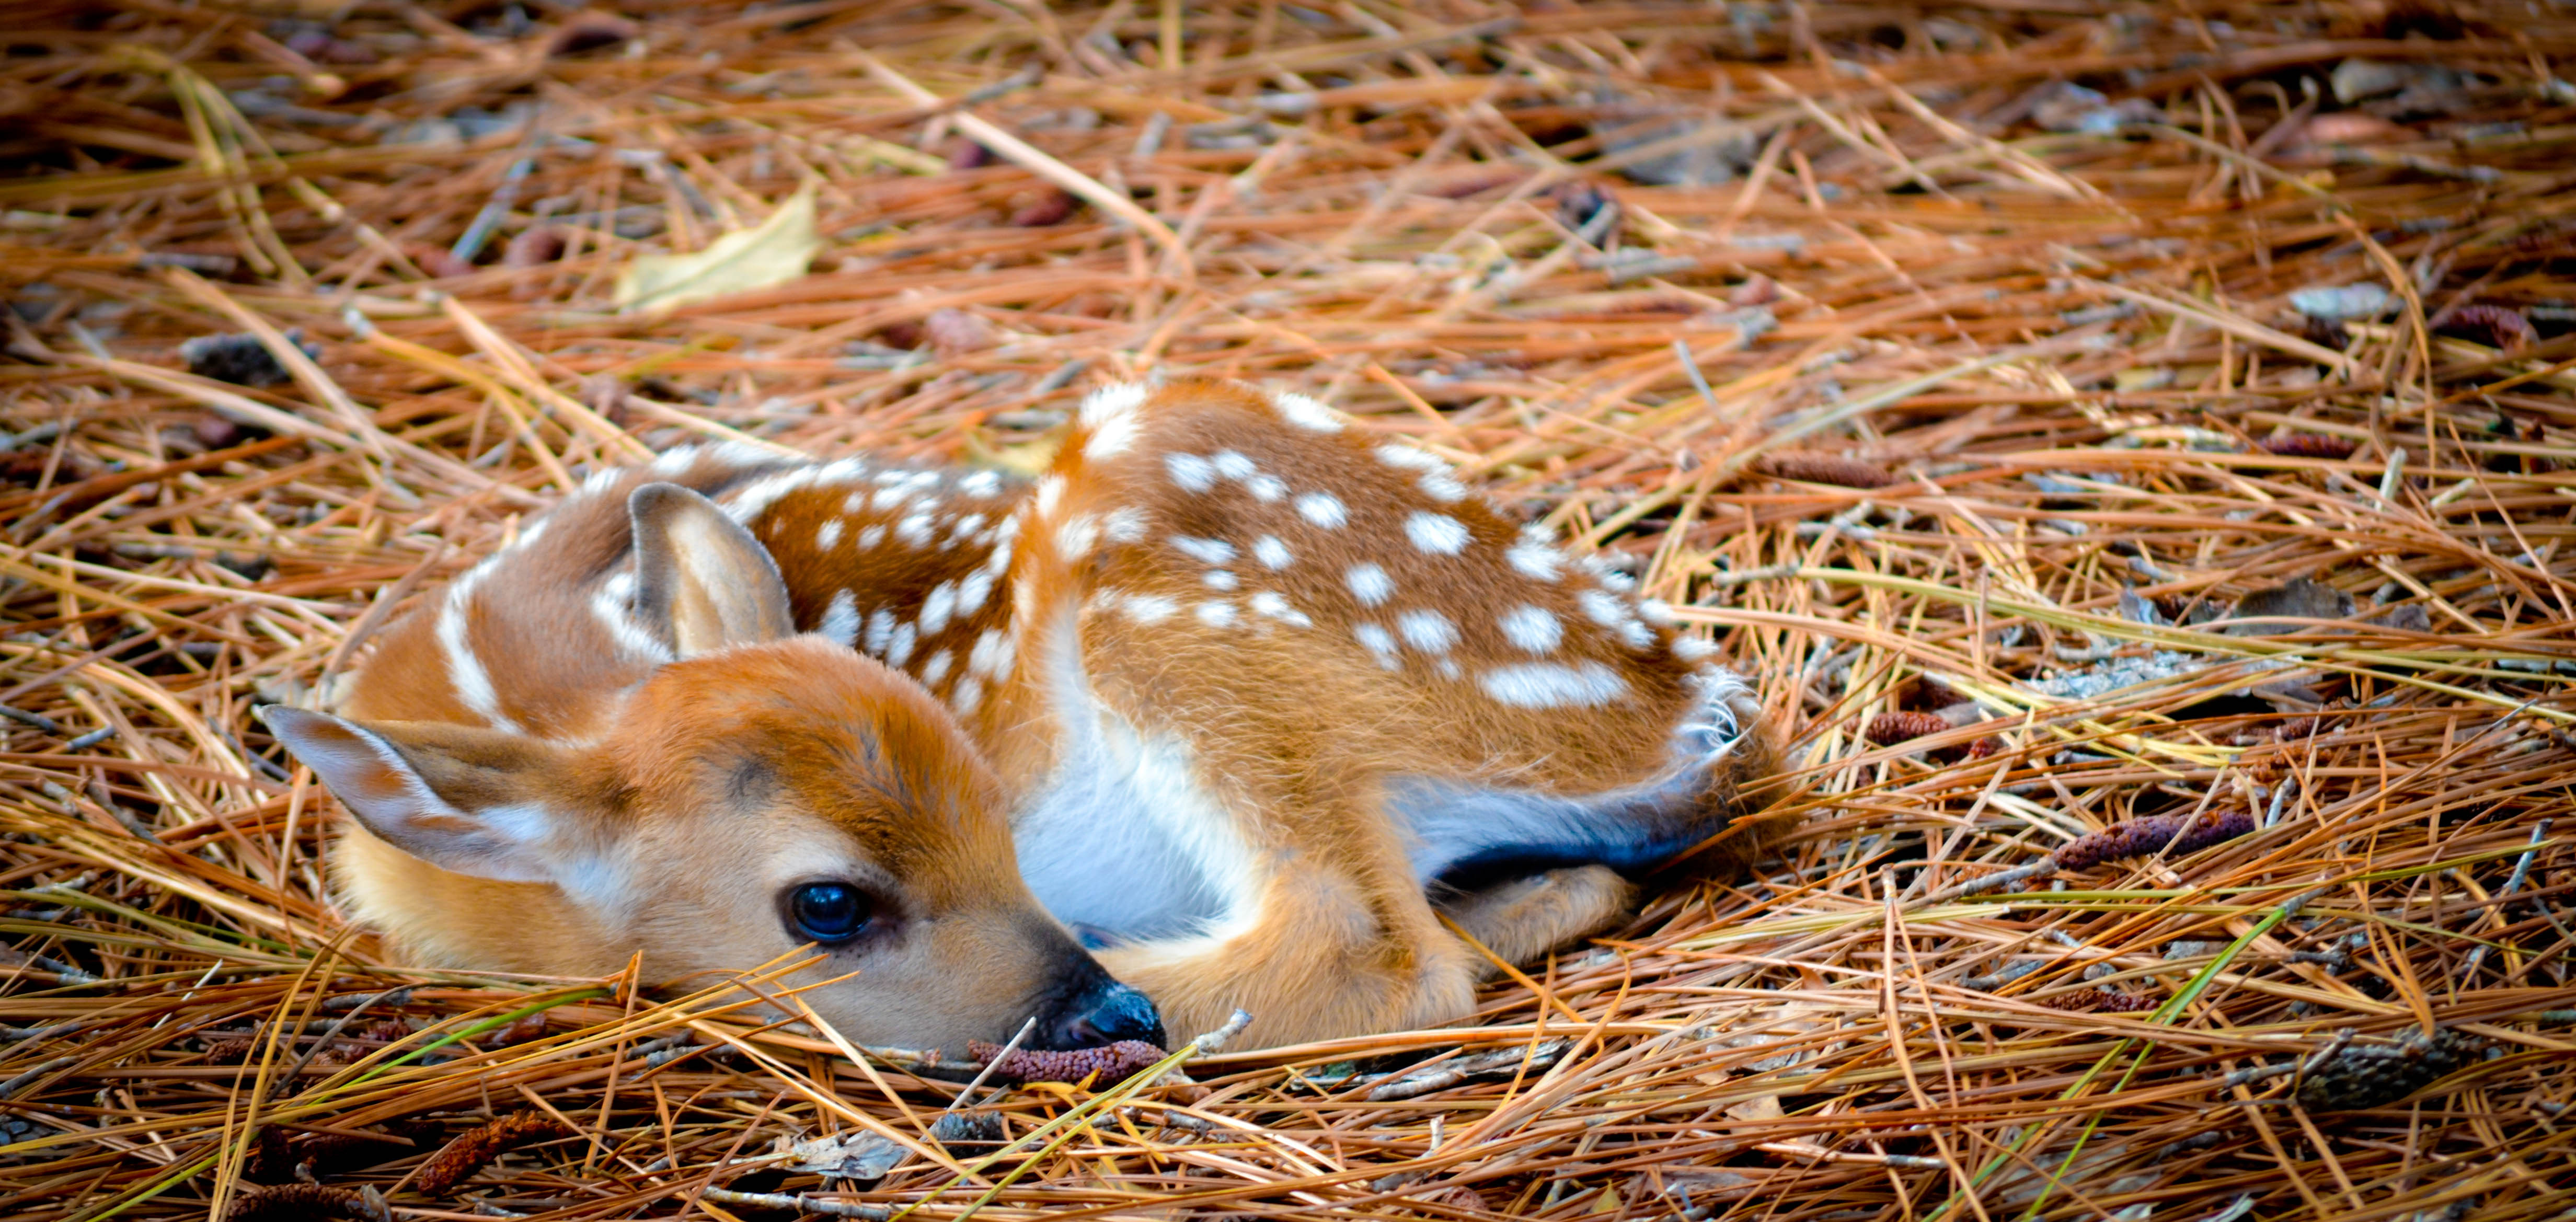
[259,706,580,883]
[628,482,796,658]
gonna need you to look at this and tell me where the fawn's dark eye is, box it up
[786,882,873,944]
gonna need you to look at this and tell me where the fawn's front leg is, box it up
[1092,838,1486,1047]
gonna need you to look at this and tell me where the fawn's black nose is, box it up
[1033,959,1167,1050]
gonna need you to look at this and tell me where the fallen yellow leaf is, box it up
[616,181,820,314]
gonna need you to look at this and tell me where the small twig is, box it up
[946,1016,1035,1113]
[2461,819,2551,978]
[699,1186,889,1219]
[0,704,62,734]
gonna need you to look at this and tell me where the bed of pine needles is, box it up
[4,2,2575,1219]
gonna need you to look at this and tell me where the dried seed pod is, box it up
[413,1111,573,1196]
[548,11,638,56]
[1963,736,2000,760]
[502,224,569,269]
[2259,433,2359,460]
[223,1182,388,1222]
[1755,452,1896,489]
[2296,1029,2481,1111]
[967,1039,1166,1085]
[1865,711,1952,746]
[2445,304,2536,352]
[924,307,994,355]
[1010,189,1079,227]
[2053,809,2254,871]
[929,1110,1004,1154]
[181,331,319,388]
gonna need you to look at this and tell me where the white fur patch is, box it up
[886,621,917,667]
[870,486,909,512]
[864,608,895,656]
[1499,604,1562,654]
[1672,635,1717,661]
[895,513,935,547]
[1033,475,1066,518]
[1196,600,1237,628]
[1578,588,1628,627]
[857,524,887,550]
[1251,535,1292,570]
[1375,443,1444,472]
[815,518,843,551]
[1296,491,1348,529]
[950,675,982,715]
[590,570,673,664]
[1506,540,1561,581]
[1123,593,1178,624]
[956,567,996,615]
[1171,535,1236,565]
[969,627,1015,679]
[1405,512,1470,555]
[1272,390,1342,432]
[957,469,1004,498]
[1480,662,1630,708]
[1211,450,1257,480]
[1079,384,1150,458]
[1249,591,1312,628]
[1418,470,1468,502]
[1244,473,1286,502]
[1345,562,1394,607]
[1397,609,1458,654]
[919,581,958,637]
[1102,506,1148,544]
[437,567,523,734]
[1166,453,1216,493]
[1354,622,1401,670]
[722,467,821,525]
[1055,513,1099,561]
[919,649,953,686]
[818,589,861,648]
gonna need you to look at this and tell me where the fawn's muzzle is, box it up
[1032,957,1167,1050]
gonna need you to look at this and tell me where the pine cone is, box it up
[2259,433,2359,460]
[222,1182,387,1222]
[1865,711,1952,745]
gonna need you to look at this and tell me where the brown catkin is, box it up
[413,1112,572,1196]
[221,1182,380,1222]
[1866,711,1952,745]
[2260,433,2360,460]
[968,1040,1166,1085]
[2038,990,2158,1013]
[2296,1029,2481,1111]
[2447,304,2537,351]
[2053,810,2254,870]
[1755,452,1897,488]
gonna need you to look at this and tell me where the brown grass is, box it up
[3,2,2575,1219]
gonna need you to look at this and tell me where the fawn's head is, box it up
[266,483,1161,1056]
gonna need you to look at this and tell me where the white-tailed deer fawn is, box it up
[266,379,1780,1053]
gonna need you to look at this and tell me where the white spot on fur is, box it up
[1102,506,1148,544]
[1123,593,1178,624]
[723,467,820,525]
[1481,662,1630,708]
[895,514,935,547]
[1166,453,1216,493]
[1034,475,1066,518]
[1499,605,1562,654]
[1296,491,1347,529]
[919,581,958,637]
[1578,588,1628,627]
[886,621,917,667]
[1250,591,1312,627]
[957,567,996,615]
[870,487,909,512]
[957,469,1004,498]
[1196,601,1237,628]
[969,627,1015,679]
[1055,513,1099,561]
[1272,391,1342,432]
[1506,540,1561,581]
[1203,570,1239,591]
[1619,620,1655,650]
[1672,635,1717,661]
[816,518,844,551]
[1244,473,1286,502]
[1419,470,1468,502]
[589,570,672,664]
[864,609,895,656]
[1171,535,1236,565]
[1375,443,1443,473]
[1211,450,1256,481]
[817,590,861,647]
[919,649,953,686]
[1640,598,1674,625]
[1353,622,1400,670]
[1345,562,1394,607]
[1405,512,1470,555]
[858,524,888,550]
[1436,658,1462,681]
[1251,535,1292,570]
[1397,609,1458,654]
[1079,384,1150,458]
[950,675,982,715]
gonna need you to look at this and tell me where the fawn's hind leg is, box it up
[1433,865,1636,967]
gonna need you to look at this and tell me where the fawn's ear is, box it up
[259,706,581,883]
[628,482,796,658]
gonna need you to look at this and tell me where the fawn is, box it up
[265,379,1781,1053]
